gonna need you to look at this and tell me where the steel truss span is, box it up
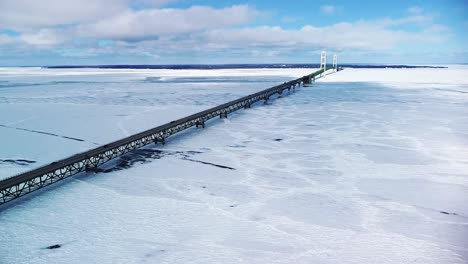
[0,68,328,206]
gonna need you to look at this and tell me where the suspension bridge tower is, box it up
[320,51,327,71]
[333,54,338,72]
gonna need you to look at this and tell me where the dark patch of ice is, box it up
[0,124,89,143]
[228,145,246,148]
[434,88,468,94]
[182,158,235,170]
[97,149,166,173]
[440,211,457,216]
[61,136,85,142]
[45,244,61,249]
[97,149,206,173]
[0,159,36,166]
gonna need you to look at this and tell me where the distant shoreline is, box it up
[42,64,447,70]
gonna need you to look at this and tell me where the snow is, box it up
[0,66,467,263]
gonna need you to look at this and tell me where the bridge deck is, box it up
[0,68,330,206]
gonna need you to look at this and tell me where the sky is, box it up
[0,0,467,66]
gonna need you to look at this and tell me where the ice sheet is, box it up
[0,66,467,263]
[0,68,314,179]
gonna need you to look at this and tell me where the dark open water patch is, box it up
[96,149,169,173]
[96,148,235,173]
[0,159,36,166]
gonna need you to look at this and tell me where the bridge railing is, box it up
[0,68,328,206]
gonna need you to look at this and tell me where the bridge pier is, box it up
[85,165,99,173]
[155,137,166,145]
[195,120,205,128]
[220,112,228,118]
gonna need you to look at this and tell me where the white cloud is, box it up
[320,5,335,15]
[378,14,434,27]
[76,5,259,40]
[78,17,449,62]
[20,29,69,45]
[3,11,450,57]
[0,0,129,31]
[0,2,454,63]
[200,18,449,52]
[129,0,179,8]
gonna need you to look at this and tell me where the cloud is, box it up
[0,2,456,64]
[200,17,449,52]
[129,0,179,8]
[20,29,70,45]
[0,0,129,31]
[78,16,449,63]
[76,5,259,40]
[2,10,450,58]
[320,5,335,15]
[378,14,434,27]
[0,0,179,32]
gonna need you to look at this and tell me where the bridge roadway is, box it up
[0,68,330,206]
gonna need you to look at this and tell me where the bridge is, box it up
[0,52,340,207]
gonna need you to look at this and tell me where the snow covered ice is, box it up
[0,66,467,263]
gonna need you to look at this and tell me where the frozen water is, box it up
[0,66,467,263]
[0,68,312,179]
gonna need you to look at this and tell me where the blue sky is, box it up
[0,0,466,65]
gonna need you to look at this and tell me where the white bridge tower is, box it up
[333,54,338,72]
[320,51,327,71]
